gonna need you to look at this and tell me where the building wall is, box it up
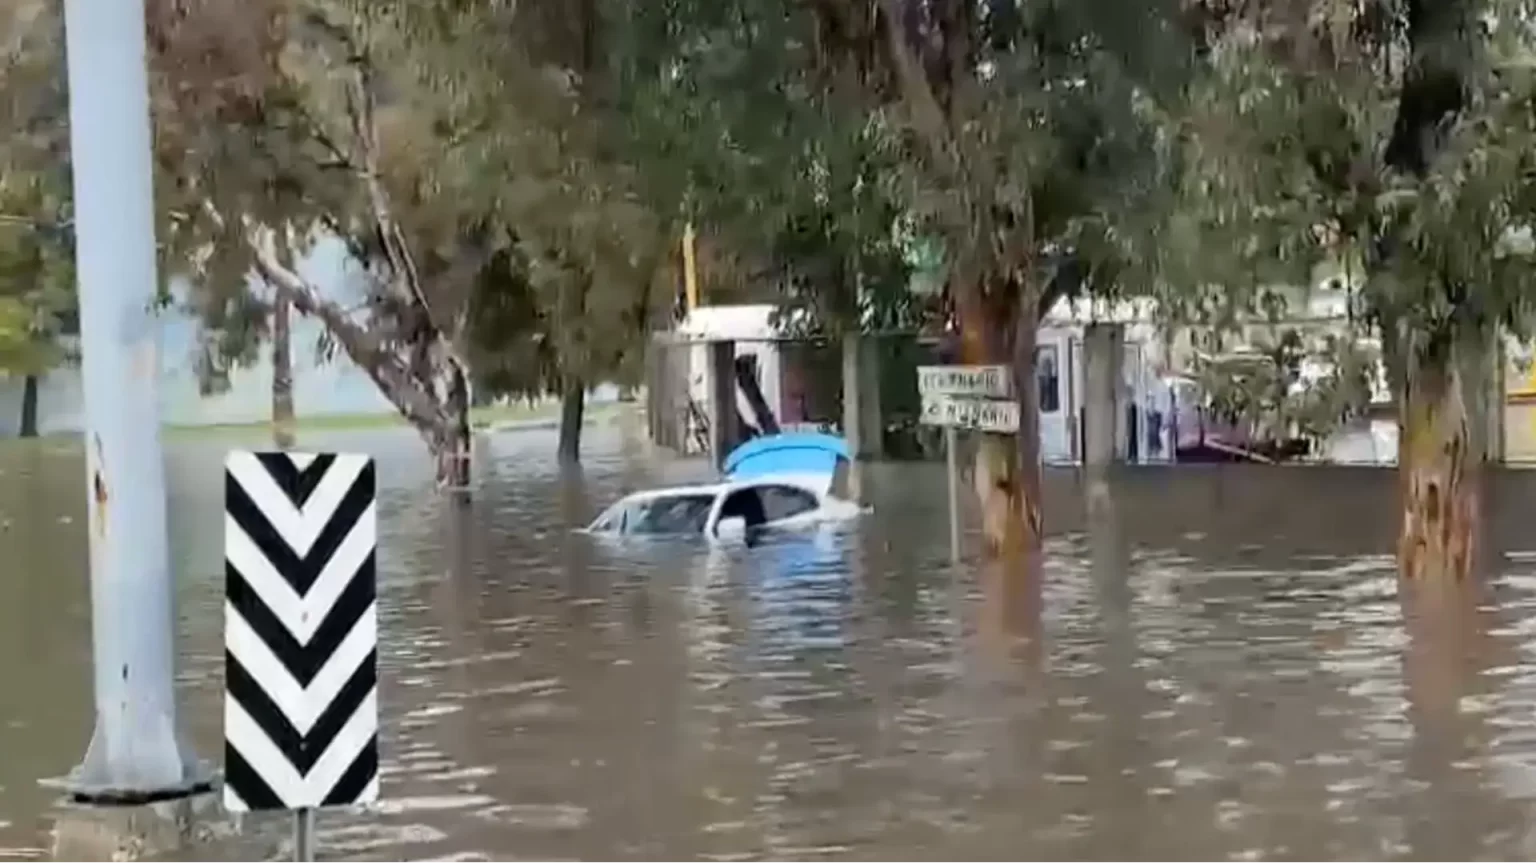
[1507,403,1536,463]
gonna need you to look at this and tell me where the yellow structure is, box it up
[682,222,699,313]
[1512,359,1536,398]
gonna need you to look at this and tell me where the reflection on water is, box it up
[6,425,1536,859]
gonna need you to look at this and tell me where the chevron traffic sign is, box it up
[223,451,380,812]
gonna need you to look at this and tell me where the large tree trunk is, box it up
[1398,341,1479,582]
[957,283,1043,558]
[18,373,38,438]
[978,550,1044,668]
[558,379,585,465]
[428,362,473,490]
[271,292,295,450]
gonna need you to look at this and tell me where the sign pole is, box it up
[917,365,1019,567]
[294,808,315,862]
[945,426,960,563]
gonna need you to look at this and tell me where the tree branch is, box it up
[299,4,461,360]
[876,0,962,185]
[1382,0,1474,177]
[249,233,447,430]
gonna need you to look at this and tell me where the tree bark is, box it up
[252,239,473,491]
[271,292,295,450]
[957,282,1043,558]
[18,373,38,438]
[978,549,1044,668]
[430,362,473,490]
[1455,330,1503,465]
[558,379,585,465]
[1377,0,1478,581]
[1398,342,1479,582]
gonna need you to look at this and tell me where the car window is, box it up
[758,485,819,522]
[718,488,768,530]
[628,494,715,535]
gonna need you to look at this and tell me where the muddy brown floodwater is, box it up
[5,419,1536,860]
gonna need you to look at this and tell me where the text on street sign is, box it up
[919,394,1021,433]
[916,365,1012,399]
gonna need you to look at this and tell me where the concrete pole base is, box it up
[47,788,255,861]
[49,716,212,806]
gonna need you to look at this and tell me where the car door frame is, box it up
[754,482,824,531]
[704,486,734,538]
[706,481,825,539]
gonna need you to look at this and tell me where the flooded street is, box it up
[7,421,1536,859]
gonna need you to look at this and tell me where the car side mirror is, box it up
[715,516,747,539]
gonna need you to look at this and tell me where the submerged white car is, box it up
[586,433,863,540]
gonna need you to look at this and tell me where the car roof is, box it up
[611,474,828,506]
[616,483,728,503]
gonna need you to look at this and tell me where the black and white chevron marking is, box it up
[223,451,379,812]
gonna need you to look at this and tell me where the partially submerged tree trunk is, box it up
[271,292,295,450]
[1378,0,1480,582]
[18,373,37,438]
[558,379,585,465]
[433,365,472,490]
[1397,339,1479,582]
[957,283,1044,559]
[977,549,1045,668]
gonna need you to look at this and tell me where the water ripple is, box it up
[9,430,1536,859]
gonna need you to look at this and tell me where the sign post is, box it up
[918,365,1021,563]
[945,426,960,562]
[224,451,381,862]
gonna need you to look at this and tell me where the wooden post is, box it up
[709,340,737,468]
[1083,323,1125,469]
[946,426,960,563]
[842,334,863,456]
[860,336,885,460]
[841,334,864,500]
[644,336,661,445]
[682,223,699,313]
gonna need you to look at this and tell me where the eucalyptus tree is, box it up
[0,0,75,436]
[1174,0,1536,580]
[629,0,1194,556]
[148,0,670,479]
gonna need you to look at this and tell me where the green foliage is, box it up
[621,0,1210,344]
[614,0,919,336]
[1195,327,1379,446]
[145,0,669,402]
[1169,0,1536,361]
[0,0,76,376]
[0,177,74,375]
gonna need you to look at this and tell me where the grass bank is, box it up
[162,399,630,440]
[2,399,629,448]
